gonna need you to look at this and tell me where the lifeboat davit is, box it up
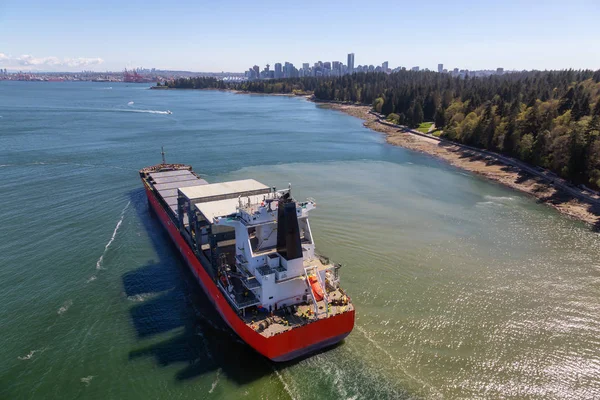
[308,275,324,301]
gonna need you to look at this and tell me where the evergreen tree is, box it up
[163,69,600,188]
[434,108,446,130]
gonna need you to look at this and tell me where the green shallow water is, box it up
[1,82,600,399]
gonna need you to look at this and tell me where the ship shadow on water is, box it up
[122,188,297,384]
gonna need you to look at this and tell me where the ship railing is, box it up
[303,266,329,318]
[315,266,330,316]
[232,258,262,291]
[217,280,261,312]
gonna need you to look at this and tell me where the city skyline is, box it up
[1,0,599,72]
[243,53,511,81]
[246,53,392,80]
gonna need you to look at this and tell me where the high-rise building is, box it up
[438,63,443,73]
[283,62,298,78]
[382,61,389,71]
[347,53,355,73]
[302,63,309,70]
[496,67,504,74]
[332,61,341,75]
[274,63,282,79]
[411,66,420,71]
[253,65,260,78]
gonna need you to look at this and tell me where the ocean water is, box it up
[1,81,600,399]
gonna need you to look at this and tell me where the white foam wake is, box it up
[484,195,515,201]
[18,348,45,360]
[208,368,221,394]
[127,101,134,105]
[127,293,156,302]
[117,108,170,115]
[272,368,298,400]
[80,376,95,386]
[57,299,73,315]
[96,201,130,270]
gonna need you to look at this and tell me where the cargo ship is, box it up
[139,154,355,362]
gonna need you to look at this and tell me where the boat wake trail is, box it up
[95,201,130,270]
[116,108,170,115]
[484,195,515,202]
[57,299,73,315]
[208,368,221,394]
[18,348,46,360]
[80,375,95,386]
[356,325,443,399]
[272,368,298,400]
[127,101,134,105]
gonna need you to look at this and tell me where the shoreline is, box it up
[318,102,600,228]
[153,87,599,228]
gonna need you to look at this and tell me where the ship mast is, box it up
[161,146,166,164]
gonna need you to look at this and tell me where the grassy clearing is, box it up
[417,122,433,133]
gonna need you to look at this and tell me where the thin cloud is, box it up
[0,53,104,68]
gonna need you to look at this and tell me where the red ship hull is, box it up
[143,184,355,362]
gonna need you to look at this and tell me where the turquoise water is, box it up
[1,82,600,399]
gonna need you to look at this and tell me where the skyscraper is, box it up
[438,63,443,73]
[382,61,389,71]
[274,63,282,79]
[332,61,341,75]
[347,53,355,73]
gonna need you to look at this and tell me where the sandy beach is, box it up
[319,102,600,228]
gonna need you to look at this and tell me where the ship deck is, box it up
[205,243,353,338]
[243,255,353,338]
[146,169,208,216]
[241,287,353,338]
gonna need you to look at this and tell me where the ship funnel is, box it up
[276,195,302,261]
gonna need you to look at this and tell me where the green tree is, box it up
[412,103,424,127]
[373,97,384,113]
[519,133,535,161]
[434,108,446,130]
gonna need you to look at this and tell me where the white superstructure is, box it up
[176,179,338,316]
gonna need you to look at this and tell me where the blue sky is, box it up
[1,0,599,72]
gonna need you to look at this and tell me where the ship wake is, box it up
[95,201,130,270]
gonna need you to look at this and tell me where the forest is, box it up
[161,69,600,188]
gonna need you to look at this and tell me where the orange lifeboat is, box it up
[308,275,324,301]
